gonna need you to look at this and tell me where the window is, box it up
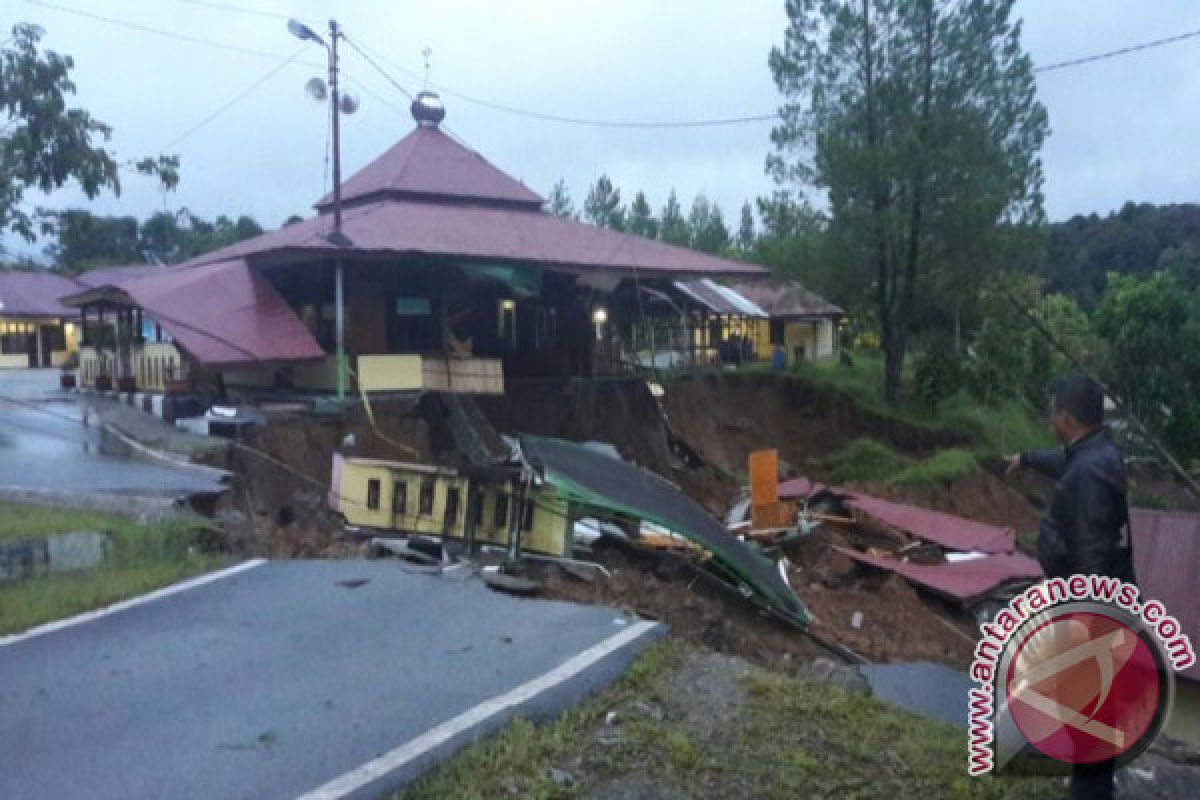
[769,319,785,346]
[419,480,435,516]
[521,501,534,532]
[497,299,516,345]
[493,494,510,529]
[444,487,460,528]
[393,481,407,516]
[366,479,381,511]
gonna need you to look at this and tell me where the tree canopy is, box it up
[47,208,263,272]
[1,24,178,243]
[767,0,1048,401]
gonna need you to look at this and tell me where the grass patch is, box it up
[890,448,981,487]
[826,438,912,483]
[396,643,1056,799]
[793,352,1052,459]
[0,502,222,633]
[395,642,681,800]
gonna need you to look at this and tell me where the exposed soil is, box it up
[659,371,964,477]
[208,373,1040,668]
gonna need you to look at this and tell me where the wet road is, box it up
[0,560,663,800]
[0,369,224,496]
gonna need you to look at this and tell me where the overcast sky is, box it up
[7,0,1200,258]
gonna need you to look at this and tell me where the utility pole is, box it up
[288,17,352,401]
[329,19,346,401]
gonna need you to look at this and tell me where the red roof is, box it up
[0,270,81,318]
[187,199,766,277]
[1132,508,1200,681]
[315,126,543,211]
[75,266,165,288]
[74,261,324,367]
[846,492,1017,554]
[834,546,1043,606]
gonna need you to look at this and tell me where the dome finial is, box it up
[411,90,445,127]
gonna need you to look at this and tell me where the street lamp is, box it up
[288,18,357,401]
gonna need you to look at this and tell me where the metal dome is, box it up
[410,90,446,127]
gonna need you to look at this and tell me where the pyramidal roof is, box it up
[314,124,545,212]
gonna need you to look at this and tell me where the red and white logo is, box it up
[1005,607,1165,765]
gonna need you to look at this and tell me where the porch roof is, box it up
[727,278,844,320]
[61,260,325,368]
[673,278,768,317]
[0,270,82,319]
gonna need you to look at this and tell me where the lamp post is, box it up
[289,18,348,401]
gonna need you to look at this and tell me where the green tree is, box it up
[547,178,575,218]
[687,194,729,254]
[1094,272,1200,459]
[45,210,140,271]
[627,191,657,238]
[1,24,178,242]
[583,174,624,230]
[659,189,689,245]
[768,0,1048,402]
[736,200,756,252]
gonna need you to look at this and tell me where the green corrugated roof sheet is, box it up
[521,434,810,627]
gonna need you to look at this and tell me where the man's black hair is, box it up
[1053,374,1104,426]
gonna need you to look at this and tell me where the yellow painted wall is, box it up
[357,354,424,392]
[336,458,569,556]
[751,319,837,364]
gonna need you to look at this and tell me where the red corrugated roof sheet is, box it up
[846,492,1017,554]
[314,126,544,211]
[184,199,766,277]
[74,266,164,288]
[1131,508,1200,681]
[0,271,82,318]
[835,546,1044,606]
[778,477,826,500]
[100,261,324,367]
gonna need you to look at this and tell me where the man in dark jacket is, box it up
[1006,375,1135,799]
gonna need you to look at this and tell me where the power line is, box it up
[163,46,306,149]
[26,0,1200,133]
[22,0,323,68]
[341,34,415,101]
[1034,27,1200,73]
[174,0,295,22]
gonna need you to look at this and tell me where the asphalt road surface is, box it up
[0,369,223,496]
[0,560,662,799]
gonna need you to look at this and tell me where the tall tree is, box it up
[768,0,1047,402]
[736,200,756,252]
[659,189,689,245]
[1094,272,1200,459]
[627,191,658,238]
[1,24,178,242]
[687,195,729,254]
[547,178,576,218]
[583,174,625,230]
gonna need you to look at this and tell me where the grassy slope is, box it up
[396,643,1055,800]
[0,502,222,633]
[793,353,1050,485]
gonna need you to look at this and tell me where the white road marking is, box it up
[295,619,662,800]
[0,558,267,647]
